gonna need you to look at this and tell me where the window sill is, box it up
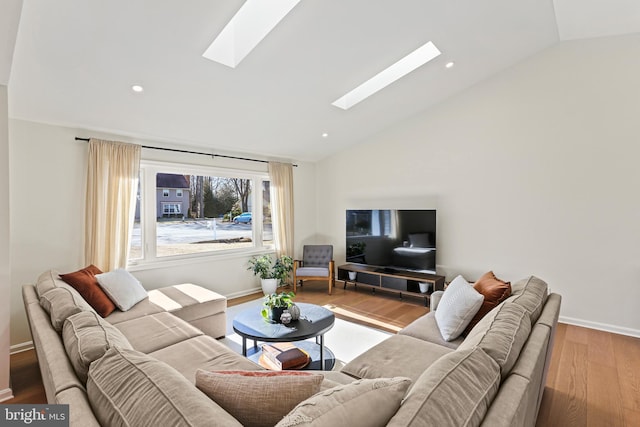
[127,247,275,272]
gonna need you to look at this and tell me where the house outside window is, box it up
[129,161,272,264]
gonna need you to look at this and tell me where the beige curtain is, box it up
[85,139,141,271]
[268,161,294,258]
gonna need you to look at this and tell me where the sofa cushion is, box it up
[387,347,501,427]
[39,288,84,332]
[398,312,464,349]
[149,335,261,383]
[148,284,227,338]
[196,370,323,427]
[458,302,531,376]
[103,298,165,324]
[96,269,148,311]
[113,311,203,354]
[507,276,548,325]
[276,377,411,427]
[341,334,452,383]
[62,311,133,383]
[435,275,484,341]
[36,269,96,312]
[87,347,242,427]
[59,265,116,317]
[463,271,511,336]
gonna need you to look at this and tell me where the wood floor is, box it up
[6,282,640,427]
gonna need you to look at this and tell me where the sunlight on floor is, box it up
[323,304,402,333]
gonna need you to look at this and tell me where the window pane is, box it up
[262,180,273,246]
[156,173,253,257]
[129,174,142,260]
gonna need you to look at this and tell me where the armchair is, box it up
[293,245,335,295]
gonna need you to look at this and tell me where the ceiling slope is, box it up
[6,1,563,160]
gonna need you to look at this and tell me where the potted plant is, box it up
[261,291,295,322]
[248,254,294,295]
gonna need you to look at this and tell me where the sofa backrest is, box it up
[506,276,548,326]
[458,302,531,377]
[22,285,102,425]
[480,293,561,427]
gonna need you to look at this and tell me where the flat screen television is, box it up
[346,209,436,274]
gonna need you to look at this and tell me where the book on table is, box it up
[260,342,310,370]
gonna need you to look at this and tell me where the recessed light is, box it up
[131,85,144,93]
[332,41,441,110]
[445,62,455,69]
[203,0,301,68]
[322,133,329,138]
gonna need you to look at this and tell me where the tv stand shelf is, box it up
[337,263,445,306]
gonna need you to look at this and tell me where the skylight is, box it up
[202,0,301,68]
[332,41,442,110]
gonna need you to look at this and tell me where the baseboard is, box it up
[0,388,14,402]
[10,341,34,355]
[226,287,261,300]
[559,316,640,339]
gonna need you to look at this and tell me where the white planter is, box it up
[418,282,430,293]
[348,271,357,281]
[261,278,278,295]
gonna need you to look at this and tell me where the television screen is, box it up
[346,209,436,274]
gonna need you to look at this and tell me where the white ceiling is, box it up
[2,0,639,162]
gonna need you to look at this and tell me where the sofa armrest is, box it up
[430,291,444,311]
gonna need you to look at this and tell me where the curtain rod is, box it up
[75,137,298,167]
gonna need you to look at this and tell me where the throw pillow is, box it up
[95,269,147,311]
[87,347,242,427]
[39,287,84,332]
[276,377,411,427]
[434,275,484,341]
[195,370,324,427]
[62,311,133,383]
[60,265,116,317]
[463,271,511,336]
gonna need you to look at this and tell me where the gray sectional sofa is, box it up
[23,269,560,426]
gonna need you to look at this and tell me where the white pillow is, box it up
[96,269,147,311]
[435,275,484,341]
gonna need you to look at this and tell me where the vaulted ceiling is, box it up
[3,0,640,161]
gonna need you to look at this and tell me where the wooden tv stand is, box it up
[337,263,445,306]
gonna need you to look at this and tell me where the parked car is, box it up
[233,212,252,224]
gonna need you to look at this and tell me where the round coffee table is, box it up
[232,302,335,370]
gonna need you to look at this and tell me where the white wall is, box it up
[9,120,317,345]
[316,34,640,336]
[0,85,13,400]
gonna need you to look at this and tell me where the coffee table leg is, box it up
[319,334,325,370]
[242,337,247,356]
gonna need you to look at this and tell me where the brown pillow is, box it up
[463,271,511,336]
[195,370,323,427]
[60,265,116,317]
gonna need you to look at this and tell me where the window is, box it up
[130,161,272,264]
[162,203,181,216]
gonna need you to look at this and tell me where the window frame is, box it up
[128,160,273,269]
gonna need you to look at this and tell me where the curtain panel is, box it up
[85,139,141,271]
[268,162,294,259]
